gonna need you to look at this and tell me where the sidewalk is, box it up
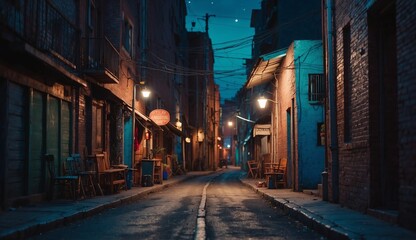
[0,171,214,240]
[2,170,416,240]
[240,177,416,240]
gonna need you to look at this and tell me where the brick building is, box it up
[324,0,416,230]
[0,0,189,209]
[187,31,217,171]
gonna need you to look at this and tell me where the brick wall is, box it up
[333,0,371,210]
[330,0,416,230]
[397,0,416,231]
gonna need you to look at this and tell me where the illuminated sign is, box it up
[149,109,170,126]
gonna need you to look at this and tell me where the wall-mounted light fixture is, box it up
[257,95,277,109]
[141,87,151,98]
[176,119,182,130]
[197,130,205,142]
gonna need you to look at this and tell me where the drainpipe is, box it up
[323,0,339,203]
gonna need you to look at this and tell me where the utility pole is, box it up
[202,13,215,170]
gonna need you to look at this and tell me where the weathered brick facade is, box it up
[0,0,190,209]
[327,0,416,230]
[396,0,416,231]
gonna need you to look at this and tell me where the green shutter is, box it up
[28,90,45,194]
[61,101,70,162]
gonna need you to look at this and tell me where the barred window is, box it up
[123,19,133,56]
[308,74,325,103]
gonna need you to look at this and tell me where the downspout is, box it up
[324,0,339,203]
[321,0,329,201]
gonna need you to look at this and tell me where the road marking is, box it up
[194,180,212,240]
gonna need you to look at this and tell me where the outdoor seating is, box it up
[44,154,80,200]
[170,155,185,175]
[247,160,260,178]
[264,158,287,188]
[276,158,287,188]
[93,153,126,194]
[71,153,97,198]
[153,159,163,184]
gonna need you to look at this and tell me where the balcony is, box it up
[0,0,79,70]
[81,37,120,84]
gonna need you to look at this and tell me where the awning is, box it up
[253,124,271,137]
[134,109,161,129]
[245,49,287,89]
[165,122,186,137]
[243,128,254,144]
[124,105,161,130]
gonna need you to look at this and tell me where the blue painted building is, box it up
[279,40,325,191]
[245,40,325,191]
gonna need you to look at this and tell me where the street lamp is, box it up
[141,87,151,98]
[257,95,277,109]
[132,83,150,167]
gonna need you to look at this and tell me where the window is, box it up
[343,24,352,142]
[308,74,325,103]
[92,103,104,152]
[123,18,133,56]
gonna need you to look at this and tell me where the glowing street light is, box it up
[132,83,151,166]
[141,87,151,98]
[257,95,277,109]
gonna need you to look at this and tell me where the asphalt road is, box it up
[29,168,324,239]
[205,169,325,239]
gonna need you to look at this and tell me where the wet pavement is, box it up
[0,168,415,240]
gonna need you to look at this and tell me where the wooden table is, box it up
[102,168,126,194]
[264,163,280,189]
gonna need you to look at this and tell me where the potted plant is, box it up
[150,146,165,159]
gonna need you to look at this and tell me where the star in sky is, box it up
[186,0,260,101]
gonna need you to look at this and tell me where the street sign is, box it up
[149,109,170,126]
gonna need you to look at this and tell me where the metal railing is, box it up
[0,0,79,68]
[81,37,120,80]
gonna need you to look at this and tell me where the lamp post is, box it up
[257,94,279,165]
[132,83,150,169]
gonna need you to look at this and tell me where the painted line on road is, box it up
[195,181,210,240]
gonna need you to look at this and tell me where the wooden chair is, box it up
[276,158,288,188]
[71,153,96,198]
[44,154,79,200]
[247,160,260,178]
[94,153,126,194]
[153,159,163,184]
[171,155,185,176]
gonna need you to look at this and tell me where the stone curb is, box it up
[240,179,362,240]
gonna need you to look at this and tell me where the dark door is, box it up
[6,82,27,199]
[28,90,45,194]
[47,96,61,174]
[369,2,398,210]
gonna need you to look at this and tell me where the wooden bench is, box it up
[93,153,126,194]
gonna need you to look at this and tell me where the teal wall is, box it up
[294,40,325,189]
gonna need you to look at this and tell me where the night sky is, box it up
[186,0,261,101]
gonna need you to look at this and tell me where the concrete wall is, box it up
[293,40,325,190]
[275,40,324,191]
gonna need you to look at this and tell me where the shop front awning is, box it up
[163,122,186,137]
[245,49,287,89]
[253,124,271,137]
[124,105,161,130]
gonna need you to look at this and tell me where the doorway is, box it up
[368,1,398,210]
